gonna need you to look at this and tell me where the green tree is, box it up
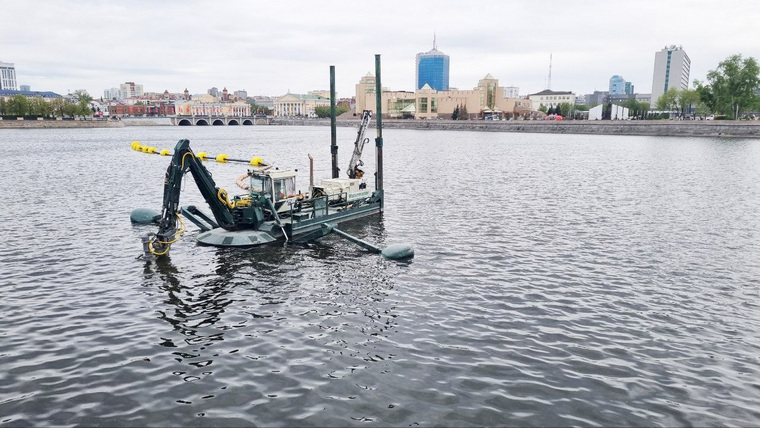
[458,104,469,120]
[0,97,6,115]
[6,95,30,116]
[559,102,573,118]
[29,97,52,117]
[63,102,79,118]
[537,103,547,114]
[49,98,66,117]
[77,102,92,118]
[247,102,271,115]
[313,105,348,118]
[698,54,760,119]
[677,89,700,118]
[694,101,711,117]
[656,88,679,112]
[71,89,93,118]
[72,89,93,104]
[451,105,460,120]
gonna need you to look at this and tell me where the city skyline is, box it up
[1,0,759,99]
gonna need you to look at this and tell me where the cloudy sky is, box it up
[2,0,759,99]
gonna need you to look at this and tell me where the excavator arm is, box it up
[346,110,372,179]
[146,139,237,255]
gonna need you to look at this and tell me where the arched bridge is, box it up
[171,116,271,126]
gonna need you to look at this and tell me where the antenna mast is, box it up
[548,53,552,90]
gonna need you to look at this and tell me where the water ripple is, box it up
[1,129,760,426]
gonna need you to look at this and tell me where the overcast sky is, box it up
[2,0,759,99]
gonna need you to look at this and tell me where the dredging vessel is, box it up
[131,55,413,260]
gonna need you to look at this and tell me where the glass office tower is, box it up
[415,44,450,91]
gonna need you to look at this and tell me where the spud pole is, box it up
[374,54,383,193]
[330,65,338,178]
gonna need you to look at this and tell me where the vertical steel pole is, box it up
[374,54,383,193]
[330,65,338,178]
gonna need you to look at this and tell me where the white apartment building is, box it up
[104,87,120,100]
[650,45,690,107]
[119,81,144,98]
[0,61,18,90]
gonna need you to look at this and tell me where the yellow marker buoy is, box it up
[250,156,263,166]
[216,154,228,163]
[197,152,208,161]
[160,149,170,156]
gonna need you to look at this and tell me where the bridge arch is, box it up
[212,119,225,126]
[243,119,253,125]
[228,119,239,125]
[196,119,209,126]
[178,119,193,126]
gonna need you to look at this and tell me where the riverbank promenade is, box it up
[1,116,758,138]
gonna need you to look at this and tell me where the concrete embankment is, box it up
[382,120,760,138]
[274,118,760,138]
[0,116,173,129]
[0,118,124,129]
[3,116,758,137]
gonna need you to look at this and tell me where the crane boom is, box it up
[346,110,372,179]
[147,139,238,255]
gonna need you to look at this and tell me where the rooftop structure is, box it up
[415,36,450,91]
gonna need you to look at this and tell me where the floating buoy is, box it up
[130,208,160,224]
[381,243,415,260]
[197,152,208,161]
[215,154,228,163]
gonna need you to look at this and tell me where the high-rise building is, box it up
[119,81,144,98]
[104,87,120,100]
[609,75,627,95]
[0,61,18,90]
[415,37,450,91]
[650,45,690,106]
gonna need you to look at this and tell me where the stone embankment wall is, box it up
[0,118,124,129]
[274,118,760,138]
[381,120,760,138]
[4,116,758,137]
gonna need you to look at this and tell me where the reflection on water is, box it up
[134,220,405,422]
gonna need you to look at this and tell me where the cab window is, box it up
[273,177,296,201]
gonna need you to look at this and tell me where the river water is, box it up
[1,125,759,427]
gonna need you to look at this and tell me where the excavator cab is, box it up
[246,169,299,215]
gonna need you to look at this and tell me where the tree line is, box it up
[0,89,93,118]
[656,54,759,119]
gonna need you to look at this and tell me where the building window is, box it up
[431,98,438,113]
[419,97,428,112]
